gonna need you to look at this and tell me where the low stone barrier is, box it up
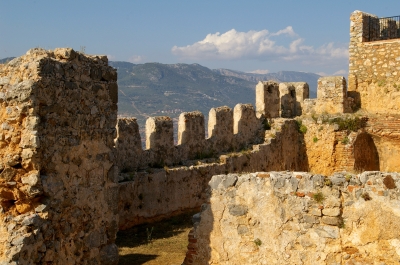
[184,171,400,265]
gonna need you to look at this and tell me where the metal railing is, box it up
[369,16,400,41]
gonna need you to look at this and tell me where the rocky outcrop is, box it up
[185,171,400,265]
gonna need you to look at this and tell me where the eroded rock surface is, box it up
[185,171,400,265]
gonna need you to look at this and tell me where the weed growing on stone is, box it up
[313,192,325,203]
[324,179,332,186]
[311,114,318,122]
[377,80,386,87]
[240,149,251,160]
[345,174,352,182]
[146,227,154,243]
[313,136,318,143]
[341,136,350,145]
[254,238,262,247]
[329,117,362,132]
[361,192,372,201]
[338,219,345,229]
[296,120,307,134]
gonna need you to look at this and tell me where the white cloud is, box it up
[171,27,348,67]
[317,69,348,77]
[316,72,328,76]
[333,69,348,75]
[129,55,145,63]
[270,26,297,37]
[249,69,270,74]
[107,54,116,61]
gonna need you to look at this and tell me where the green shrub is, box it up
[254,238,262,247]
[313,136,318,143]
[296,120,307,134]
[345,174,352,182]
[313,192,325,203]
[338,219,345,229]
[324,179,332,186]
[329,117,362,132]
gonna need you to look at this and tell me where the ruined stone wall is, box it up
[279,82,309,117]
[315,76,349,114]
[348,10,400,114]
[300,114,399,175]
[0,48,119,264]
[185,171,400,265]
[255,81,279,118]
[118,119,309,229]
[301,116,380,175]
[115,105,264,174]
[365,116,400,171]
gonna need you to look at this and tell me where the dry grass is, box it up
[117,212,195,265]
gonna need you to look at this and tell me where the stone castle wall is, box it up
[118,119,309,229]
[0,48,119,264]
[2,10,400,262]
[114,81,310,176]
[348,10,400,114]
[115,105,264,174]
[185,171,400,265]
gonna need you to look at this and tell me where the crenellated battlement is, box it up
[115,103,265,172]
[115,75,358,174]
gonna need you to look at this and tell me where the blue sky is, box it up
[1,1,400,75]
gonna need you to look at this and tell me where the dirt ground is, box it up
[116,212,195,265]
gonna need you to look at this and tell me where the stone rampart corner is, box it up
[0,48,119,264]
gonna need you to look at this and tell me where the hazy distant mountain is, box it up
[0,57,15,64]
[1,56,319,125]
[109,61,257,122]
[110,61,319,121]
[1,56,320,141]
[213,68,319,97]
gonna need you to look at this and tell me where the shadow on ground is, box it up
[116,211,197,265]
[118,254,158,265]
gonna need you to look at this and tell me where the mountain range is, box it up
[1,57,320,134]
[109,61,319,127]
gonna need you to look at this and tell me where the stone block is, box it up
[233,103,260,145]
[146,116,173,151]
[208,106,233,152]
[255,81,279,118]
[178,111,205,159]
[321,216,339,226]
[279,82,309,117]
[315,76,347,114]
[303,214,320,224]
[322,207,341,217]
